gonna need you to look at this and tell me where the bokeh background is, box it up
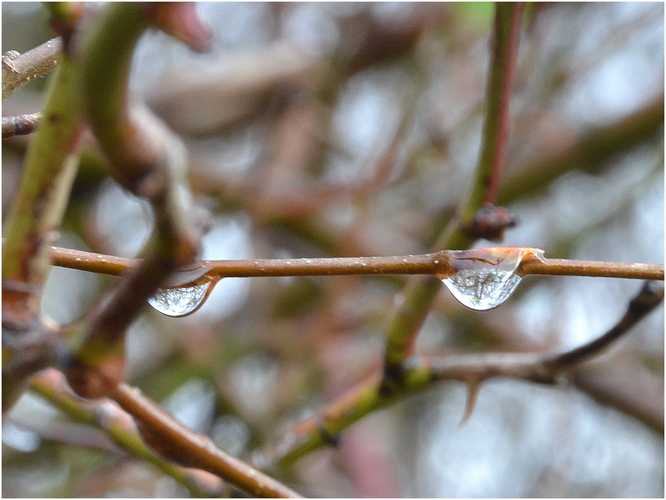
[3,2,663,497]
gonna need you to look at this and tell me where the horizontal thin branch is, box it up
[2,112,42,138]
[47,245,664,281]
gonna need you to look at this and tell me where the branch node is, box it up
[459,203,518,242]
[317,424,342,447]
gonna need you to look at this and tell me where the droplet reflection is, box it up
[440,247,544,311]
[148,266,219,317]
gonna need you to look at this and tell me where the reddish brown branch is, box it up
[63,3,204,400]
[481,2,524,205]
[47,244,664,281]
[110,383,301,498]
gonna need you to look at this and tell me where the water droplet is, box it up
[148,265,219,317]
[440,247,544,311]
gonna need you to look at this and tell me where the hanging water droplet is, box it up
[440,247,544,311]
[148,280,213,317]
[443,269,522,310]
[148,265,219,317]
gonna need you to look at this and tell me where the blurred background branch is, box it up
[3,2,663,497]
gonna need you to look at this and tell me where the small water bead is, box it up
[440,247,544,311]
[148,265,220,317]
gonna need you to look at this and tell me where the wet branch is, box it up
[263,280,663,467]
[46,245,664,281]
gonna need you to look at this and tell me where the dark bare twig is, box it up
[544,280,664,370]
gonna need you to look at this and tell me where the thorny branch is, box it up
[262,280,663,467]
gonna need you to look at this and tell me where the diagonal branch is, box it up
[29,369,227,498]
[439,1,525,251]
[63,3,205,400]
[2,37,62,100]
[381,2,526,384]
[110,383,301,498]
[264,280,663,467]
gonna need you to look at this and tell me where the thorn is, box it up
[459,381,480,426]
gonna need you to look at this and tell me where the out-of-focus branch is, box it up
[29,369,227,498]
[2,38,62,100]
[2,5,85,411]
[441,2,525,250]
[499,94,665,205]
[149,5,449,137]
[52,5,300,498]
[62,3,206,400]
[572,367,663,433]
[110,383,301,498]
[382,3,524,380]
[263,280,663,467]
[2,112,42,138]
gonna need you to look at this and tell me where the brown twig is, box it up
[47,245,664,281]
[110,383,301,498]
[29,369,227,498]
